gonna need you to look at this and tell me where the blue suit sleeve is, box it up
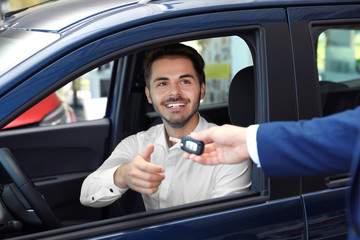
[257,107,360,177]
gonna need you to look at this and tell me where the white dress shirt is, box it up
[80,116,252,211]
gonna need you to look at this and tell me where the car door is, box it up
[84,8,305,239]
[0,5,309,240]
[287,3,360,238]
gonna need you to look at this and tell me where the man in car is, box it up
[80,43,251,211]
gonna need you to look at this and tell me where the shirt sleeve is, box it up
[80,166,128,207]
[80,135,138,208]
[246,124,261,167]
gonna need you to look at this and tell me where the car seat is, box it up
[228,66,255,127]
[228,66,264,193]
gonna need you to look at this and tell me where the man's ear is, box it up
[145,87,152,104]
[200,82,205,100]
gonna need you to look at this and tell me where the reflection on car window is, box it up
[316,28,360,116]
[3,62,112,130]
[57,62,113,122]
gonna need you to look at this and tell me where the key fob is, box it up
[180,136,204,155]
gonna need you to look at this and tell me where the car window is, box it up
[312,26,360,188]
[316,28,360,116]
[138,35,256,200]
[57,62,112,122]
[3,62,112,129]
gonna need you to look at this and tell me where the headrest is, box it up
[228,66,255,127]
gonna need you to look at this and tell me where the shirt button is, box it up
[92,197,94,201]
[110,188,114,193]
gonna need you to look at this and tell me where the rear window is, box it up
[316,28,360,116]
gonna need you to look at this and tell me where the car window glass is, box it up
[3,62,112,129]
[316,28,360,116]
[57,62,112,122]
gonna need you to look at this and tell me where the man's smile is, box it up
[165,102,187,109]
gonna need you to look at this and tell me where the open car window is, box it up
[111,35,257,210]
[146,36,253,126]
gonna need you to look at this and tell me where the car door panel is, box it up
[21,195,304,239]
[303,188,348,239]
[0,119,110,222]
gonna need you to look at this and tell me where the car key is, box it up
[169,136,204,155]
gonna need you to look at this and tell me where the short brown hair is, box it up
[144,43,205,88]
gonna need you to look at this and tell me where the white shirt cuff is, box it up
[246,124,261,167]
[104,166,129,192]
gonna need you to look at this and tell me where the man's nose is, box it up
[169,83,182,95]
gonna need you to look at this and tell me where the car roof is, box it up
[2,0,360,35]
[2,0,139,34]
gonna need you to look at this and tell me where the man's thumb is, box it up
[140,144,154,162]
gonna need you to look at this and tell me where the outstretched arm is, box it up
[80,143,165,207]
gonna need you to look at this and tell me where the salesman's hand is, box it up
[184,124,250,165]
[114,144,165,195]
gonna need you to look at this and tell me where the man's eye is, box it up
[157,82,166,87]
[181,80,191,84]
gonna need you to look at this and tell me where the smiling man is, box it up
[80,44,252,211]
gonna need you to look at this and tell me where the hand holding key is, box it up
[183,125,250,165]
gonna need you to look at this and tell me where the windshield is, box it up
[0,27,59,76]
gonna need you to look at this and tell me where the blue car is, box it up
[0,0,359,239]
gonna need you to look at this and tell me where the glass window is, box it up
[316,28,360,116]
[57,62,112,122]
[3,62,112,129]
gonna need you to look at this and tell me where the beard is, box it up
[152,94,201,129]
[162,105,198,129]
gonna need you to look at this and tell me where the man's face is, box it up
[145,56,205,129]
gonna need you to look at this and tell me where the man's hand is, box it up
[184,124,250,165]
[114,144,165,195]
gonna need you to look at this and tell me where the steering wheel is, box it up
[0,148,61,229]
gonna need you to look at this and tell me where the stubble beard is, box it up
[152,94,201,129]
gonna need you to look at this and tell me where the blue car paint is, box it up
[85,196,305,239]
